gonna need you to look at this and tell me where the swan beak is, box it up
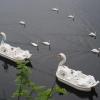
[57,54,61,60]
[57,54,60,57]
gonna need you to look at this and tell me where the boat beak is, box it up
[57,54,61,60]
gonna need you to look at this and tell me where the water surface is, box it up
[0,0,100,100]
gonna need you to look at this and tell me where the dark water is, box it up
[0,0,100,100]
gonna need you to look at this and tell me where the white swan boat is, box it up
[0,43,32,62]
[0,32,32,62]
[56,53,99,92]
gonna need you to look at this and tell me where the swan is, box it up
[89,32,96,39]
[31,40,39,50]
[51,8,59,13]
[41,40,51,50]
[91,49,99,53]
[56,53,99,91]
[0,32,6,44]
[98,48,100,56]
[19,21,26,27]
[67,15,75,21]
[91,48,100,56]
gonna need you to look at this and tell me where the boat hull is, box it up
[0,43,32,63]
[56,74,92,92]
[0,52,33,68]
[0,52,29,63]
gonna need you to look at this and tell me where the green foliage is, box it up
[13,62,69,100]
[12,89,29,97]
[53,85,69,95]
[35,85,69,100]
[31,83,46,93]
[12,62,32,99]
[35,89,52,100]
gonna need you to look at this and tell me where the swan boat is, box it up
[56,53,99,92]
[0,32,32,62]
[0,43,32,62]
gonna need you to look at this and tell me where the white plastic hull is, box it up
[0,43,32,63]
[56,74,92,92]
[56,53,99,92]
[0,52,26,62]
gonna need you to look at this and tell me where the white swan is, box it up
[19,21,26,27]
[91,49,99,54]
[89,32,96,39]
[41,40,51,50]
[56,53,99,91]
[91,48,100,56]
[31,40,39,50]
[68,15,75,21]
[51,8,59,13]
[0,32,6,44]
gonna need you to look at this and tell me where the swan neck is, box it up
[58,56,66,66]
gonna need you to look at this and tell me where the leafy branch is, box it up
[12,61,69,100]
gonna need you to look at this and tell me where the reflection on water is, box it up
[0,0,100,100]
[0,56,33,70]
[56,78,98,100]
[0,89,7,100]
[2,62,8,72]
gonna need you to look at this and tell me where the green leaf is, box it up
[35,88,52,100]
[53,85,69,95]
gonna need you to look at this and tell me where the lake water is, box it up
[0,0,100,100]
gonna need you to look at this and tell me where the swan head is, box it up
[0,32,6,36]
[58,53,66,59]
[58,53,66,66]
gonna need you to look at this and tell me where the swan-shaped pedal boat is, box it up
[0,43,32,62]
[56,53,99,92]
[0,32,32,62]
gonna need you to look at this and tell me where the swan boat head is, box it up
[0,32,7,44]
[58,53,67,66]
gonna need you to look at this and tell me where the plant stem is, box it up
[47,79,56,100]
[18,79,22,100]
